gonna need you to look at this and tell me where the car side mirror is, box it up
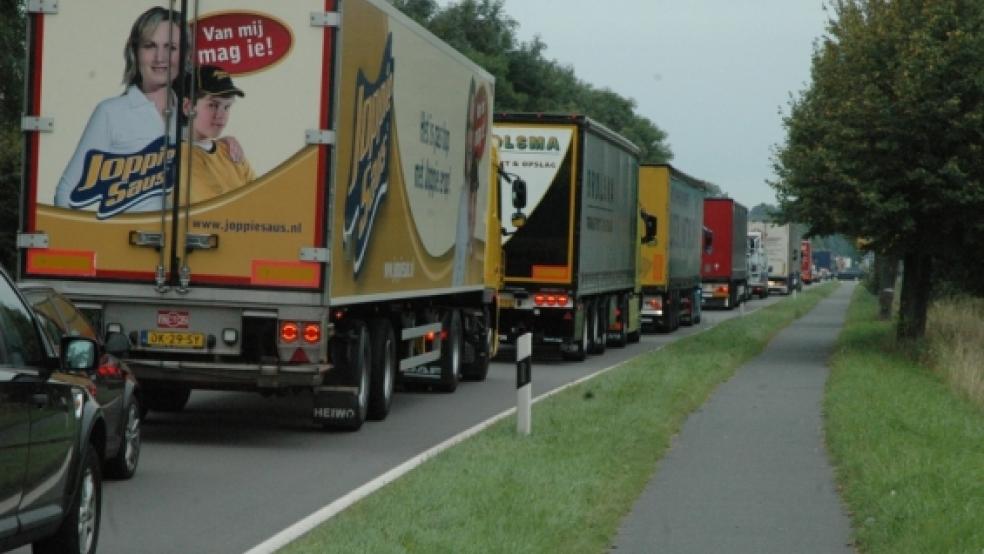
[61,336,98,371]
[105,332,131,358]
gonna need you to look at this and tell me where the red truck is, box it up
[701,198,749,309]
[800,239,814,285]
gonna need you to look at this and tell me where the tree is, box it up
[389,0,673,163]
[772,0,984,340]
[0,0,26,272]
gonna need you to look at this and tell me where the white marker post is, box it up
[516,332,532,436]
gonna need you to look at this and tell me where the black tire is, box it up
[562,305,590,361]
[462,308,492,381]
[588,301,607,355]
[436,310,463,392]
[367,318,396,421]
[323,321,370,431]
[141,385,191,414]
[34,447,101,554]
[105,398,141,479]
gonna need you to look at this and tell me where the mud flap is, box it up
[313,388,362,430]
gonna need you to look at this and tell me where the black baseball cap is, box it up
[187,65,244,98]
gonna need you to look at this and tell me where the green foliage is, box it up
[771,0,984,335]
[826,287,984,553]
[389,0,673,163]
[0,0,25,272]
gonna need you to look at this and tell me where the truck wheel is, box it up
[367,318,396,421]
[589,301,607,355]
[563,306,590,361]
[462,308,491,381]
[324,321,370,431]
[437,310,463,392]
[141,385,191,414]
[34,447,101,554]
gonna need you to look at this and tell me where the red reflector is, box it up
[96,354,121,378]
[303,323,320,343]
[281,322,299,342]
[289,348,310,363]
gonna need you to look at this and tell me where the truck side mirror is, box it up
[640,210,658,244]
[512,178,527,211]
[703,227,714,254]
[508,177,528,229]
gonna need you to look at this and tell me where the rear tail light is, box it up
[96,354,122,379]
[534,294,570,307]
[281,321,323,344]
[303,323,321,344]
[647,297,663,310]
[280,322,299,343]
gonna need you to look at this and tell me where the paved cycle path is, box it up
[611,283,856,553]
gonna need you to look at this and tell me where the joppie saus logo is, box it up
[343,35,394,276]
[69,136,176,219]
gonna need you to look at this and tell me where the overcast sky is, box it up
[474,0,831,209]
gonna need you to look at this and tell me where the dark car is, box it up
[836,267,864,281]
[0,267,105,554]
[19,284,142,480]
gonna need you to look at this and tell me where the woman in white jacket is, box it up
[54,6,242,218]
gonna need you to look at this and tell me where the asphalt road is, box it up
[14,293,782,554]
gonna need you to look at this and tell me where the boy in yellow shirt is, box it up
[181,65,255,204]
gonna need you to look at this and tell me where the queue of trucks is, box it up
[14,0,813,432]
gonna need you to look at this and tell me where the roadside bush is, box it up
[925,296,984,409]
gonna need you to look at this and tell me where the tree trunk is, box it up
[897,252,932,341]
[866,254,898,295]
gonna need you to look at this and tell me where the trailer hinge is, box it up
[310,12,340,28]
[305,129,336,145]
[27,0,58,14]
[300,247,330,263]
[21,116,53,132]
[17,232,49,249]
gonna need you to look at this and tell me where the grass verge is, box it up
[825,287,984,553]
[284,283,838,553]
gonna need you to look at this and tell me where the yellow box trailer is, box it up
[637,164,708,332]
[18,0,504,430]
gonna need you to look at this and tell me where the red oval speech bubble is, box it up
[193,12,293,75]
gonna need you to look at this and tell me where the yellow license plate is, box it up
[143,330,205,349]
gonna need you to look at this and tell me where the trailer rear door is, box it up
[21,0,331,291]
